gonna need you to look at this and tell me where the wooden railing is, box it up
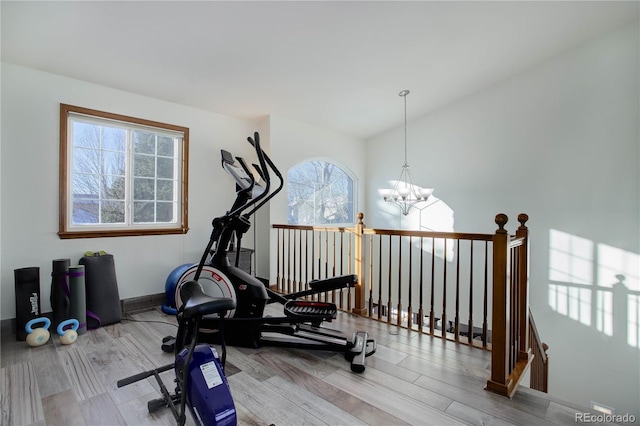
[529,310,549,393]
[272,212,548,397]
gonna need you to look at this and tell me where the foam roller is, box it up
[68,265,87,335]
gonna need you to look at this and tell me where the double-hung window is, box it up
[59,104,189,238]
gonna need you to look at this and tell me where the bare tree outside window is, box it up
[287,160,355,225]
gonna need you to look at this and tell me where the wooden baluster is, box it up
[346,230,352,311]
[407,236,413,329]
[324,230,329,302]
[337,232,343,308]
[377,235,383,320]
[276,228,282,291]
[441,238,448,339]
[287,229,291,294]
[311,230,316,299]
[298,229,303,294]
[517,214,530,361]
[454,240,460,341]
[467,241,474,344]
[324,230,329,281]
[331,232,336,304]
[510,245,517,371]
[316,231,322,301]
[397,236,403,327]
[387,235,393,324]
[486,213,510,396]
[304,230,309,296]
[368,234,373,317]
[482,240,489,347]
[292,229,297,294]
[429,237,436,335]
[419,237,424,333]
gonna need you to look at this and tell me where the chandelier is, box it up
[381,90,433,216]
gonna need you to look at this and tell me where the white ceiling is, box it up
[2,1,638,140]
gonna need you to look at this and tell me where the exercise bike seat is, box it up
[179,280,236,319]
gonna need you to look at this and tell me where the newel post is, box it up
[352,212,367,316]
[486,213,510,396]
[516,213,530,360]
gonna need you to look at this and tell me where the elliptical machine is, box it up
[167,132,376,373]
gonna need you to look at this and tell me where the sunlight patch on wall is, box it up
[629,295,640,348]
[597,243,639,291]
[376,194,455,260]
[549,230,593,285]
[595,290,613,336]
[549,229,640,348]
[548,230,593,326]
[548,283,592,326]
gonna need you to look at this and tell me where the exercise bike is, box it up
[117,280,237,426]
[165,132,376,373]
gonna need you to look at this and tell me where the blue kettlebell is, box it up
[25,317,51,347]
[57,319,79,345]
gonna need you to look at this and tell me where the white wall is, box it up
[0,62,260,320]
[367,22,639,417]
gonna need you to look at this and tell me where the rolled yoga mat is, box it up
[68,265,87,335]
[14,267,41,341]
[51,258,71,330]
[80,253,122,329]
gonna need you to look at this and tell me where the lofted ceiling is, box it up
[2,1,638,140]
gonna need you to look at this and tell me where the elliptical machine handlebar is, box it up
[194,132,282,280]
[225,132,271,218]
[245,133,283,217]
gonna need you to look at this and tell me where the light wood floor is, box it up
[1,306,606,426]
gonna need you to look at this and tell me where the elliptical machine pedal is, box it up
[346,331,377,373]
[283,300,337,321]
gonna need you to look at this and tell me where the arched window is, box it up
[287,160,355,225]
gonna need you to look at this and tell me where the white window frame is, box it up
[59,104,189,239]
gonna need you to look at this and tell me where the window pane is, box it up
[73,174,99,198]
[156,202,174,222]
[72,199,99,224]
[157,157,174,179]
[287,160,354,225]
[73,122,100,148]
[134,178,155,200]
[102,127,126,151]
[101,151,125,176]
[101,201,125,223]
[133,201,154,223]
[134,132,156,154]
[157,137,174,156]
[134,154,155,178]
[102,175,125,200]
[73,147,100,175]
[157,179,174,201]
